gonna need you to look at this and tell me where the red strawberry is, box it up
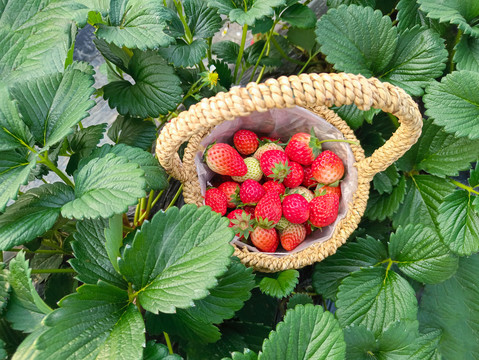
[305,222,312,235]
[263,180,286,195]
[240,179,265,205]
[255,191,282,226]
[227,209,253,239]
[251,227,278,252]
[231,157,263,182]
[253,142,284,161]
[205,143,247,176]
[218,181,240,208]
[282,194,309,224]
[285,132,317,166]
[315,184,341,198]
[311,150,344,185]
[260,150,291,182]
[302,166,318,188]
[280,223,306,251]
[283,161,304,188]
[309,193,339,228]
[205,188,228,215]
[244,205,256,215]
[233,130,259,155]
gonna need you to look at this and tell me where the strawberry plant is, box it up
[0,0,478,359]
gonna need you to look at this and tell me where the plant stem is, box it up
[271,36,306,66]
[164,332,174,354]
[297,50,320,75]
[150,176,171,208]
[39,153,74,188]
[387,113,400,128]
[31,268,76,274]
[166,184,183,210]
[450,179,479,195]
[234,24,249,83]
[449,29,463,73]
[249,22,277,82]
[207,37,213,62]
[318,139,359,146]
[8,248,66,255]
[133,202,140,226]
[138,190,155,225]
[173,0,194,43]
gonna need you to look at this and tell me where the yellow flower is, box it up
[208,71,219,87]
[201,65,219,89]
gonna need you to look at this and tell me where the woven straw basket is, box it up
[156,73,422,272]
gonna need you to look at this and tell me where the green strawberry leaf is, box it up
[0,183,74,251]
[287,27,318,54]
[454,34,479,72]
[344,321,422,360]
[373,164,400,194]
[80,143,168,191]
[5,252,52,333]
[396,0,445,34]
[389,224,459,284]
[10,64,96,149]
[144,341,182,360]
[380,26,447,96]
[61,153,146,220]
[118,205,234,314]
[93,38,130,72]
[209,59,233,89]
[424,70,479,139]
[366,175,406,221]
[96,0,173,50]
[43,271,78,309]
[104,214,123,275]
[69,218,128,290]
[418,254,479,359]
[0,150,37,212]
[102,50,182,118]
[212,0,285,26]
[393,175,455,230]
[417,0,479,38]
[316,6,447,96]
[280,4,316,29]
[259,304,346,360]
[398,118,479,177]
[0,83,34,151]
[258,270,299,299]
[10,326,45,360]
[159,39,208,67]
[107,115,157,151]
[66,123,107,175]
[327,0,376,7]
[184,0,222,38]
[35,282,144,360]
[0,265,10,315]
[312,236,387,300]
[437,190,479,256]
[223,349,258,360]
[332,105,377,129]
[336,267,418,336]
[316,5,398,77]
[287,293,314,309]
[469,164,479,187]
[212,41,240,64]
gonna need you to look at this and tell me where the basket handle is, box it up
[156,73,422,182]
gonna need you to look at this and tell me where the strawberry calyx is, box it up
[229,211,254,239]
[267,161,291,182]
[255,216,275,230]
[202,141,217,163]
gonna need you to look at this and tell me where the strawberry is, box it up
[255,191,282,226]
[285,132,319,166]
[239,179,265,205]
[302,166,318,188]
[205,143,247,176]
[263,180,285,195]
[218,181,240,208]
[227,209,253,239]
[234,130,259,155]
[288,186,314,202]
[244,205,256,215]
[253,142,284,161]
[251,227,278,252]
[260,150,291,182]
[280,223,306,251]
[315,184,341,198]
[205,188,228,215]
[282,194,310,224]
[309,193,339,228]
[305,222,312,235]
[231,157,263,182]
[283,161,304,188]
[311,150,344,185]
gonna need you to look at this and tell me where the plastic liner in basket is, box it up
[195,106,358,256]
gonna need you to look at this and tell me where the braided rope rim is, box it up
[156,73,422,272]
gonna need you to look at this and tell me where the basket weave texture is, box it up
[156,73,422,272]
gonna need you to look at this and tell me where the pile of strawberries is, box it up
[203,129,345,253]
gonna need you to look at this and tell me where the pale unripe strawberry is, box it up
[253,142,284,161]
[275,216,292,232]
[231,157,263,182]
[289,186,314,202]
[280,223,307,251]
